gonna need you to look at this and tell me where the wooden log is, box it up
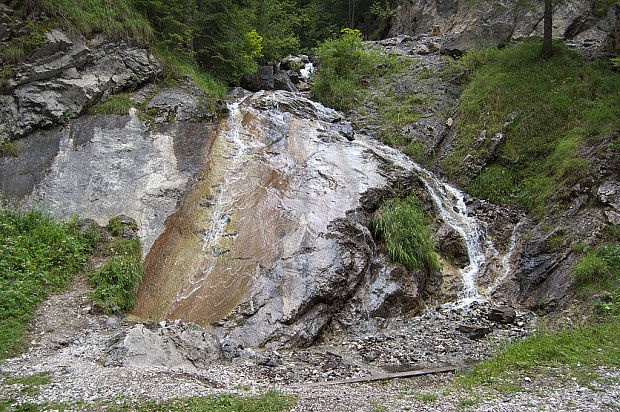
[295,365,458,388]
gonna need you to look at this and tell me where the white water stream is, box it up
[355,139,520,308]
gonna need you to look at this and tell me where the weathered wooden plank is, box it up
[295,365,458,388]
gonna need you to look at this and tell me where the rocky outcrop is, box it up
[0,27,161,143]
[240,65,298,93]
[133,90,436,349]
[103,322,222,370]
[389,0,619,56]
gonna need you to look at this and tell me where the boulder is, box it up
[104,322,222,370]
[488,305,517,324]
[435,224,469,268]
[457,323,491,339]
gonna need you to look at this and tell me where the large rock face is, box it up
[0,87,218,255]
[133,90,430,349]
[389,0,619,56]
[0,28,161,143]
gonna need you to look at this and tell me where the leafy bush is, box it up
[312,28,396,111]
[0,209,93,358]
[373,194,439,272]
[442,40,619,217]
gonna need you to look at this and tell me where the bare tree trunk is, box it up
[542,0,553,58]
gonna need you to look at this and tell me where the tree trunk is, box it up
[542,0,553,58]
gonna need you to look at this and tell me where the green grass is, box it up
[311,29,404,112]
[88,94,134,115]
[4,372,51,387]
[155,47,227,100]
[372,194,439,272]
[459,236,619,393]
[0,20,46,65]
[0,391,296,411]
[0,142,20,157]
[19,0,153,43]
[88,217,142,314]
[0,209,94,359]
[442,40,619,217]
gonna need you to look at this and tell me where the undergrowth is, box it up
[89,217,143,313]
[460,236,619,393]
[372,194,439,272]
[312,28,403,112]
[442,40,619,217]
[0,209,95,359]
[0,142,20,157]
[17,0,153,43]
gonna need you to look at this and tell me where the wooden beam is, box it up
[294,365,458,388]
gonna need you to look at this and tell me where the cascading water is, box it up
[300,62,314,80]
[354,139,517,308]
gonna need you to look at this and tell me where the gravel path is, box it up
[1,278,618,411]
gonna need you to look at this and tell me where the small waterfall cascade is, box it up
[354,140,519,307]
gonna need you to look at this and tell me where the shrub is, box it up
[312,28,398,111]
[373,194,439,272]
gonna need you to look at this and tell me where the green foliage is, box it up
[0,209,93,359]
[0,142,20,157]
[312,29,400,111]
[88,94,134,115]
[88,256,143,313]
[100,238,141,258]
[247,0,301,63]
[19,0,153,42]
[373,194,439,272]
[443,41,619,217]
[154,47,227,100]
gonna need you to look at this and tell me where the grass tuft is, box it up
[373,194,439,272]
[88,256,143,313]
[0,142,20,157]
[18,0,154,43]
[88,93,134,115]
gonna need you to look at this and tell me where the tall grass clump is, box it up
[373,194,439,272]
[0,209,94,358]
[17,0,153,42]
[443,40,619,217]
[312,28,399,111]
[88,93,134,115]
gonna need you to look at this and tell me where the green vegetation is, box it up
[0,20,46,64]
[458,320,620,391]
[18,0,153,43]
[88,94,134,115]
[4,372,51,387]
[442,40,619,217]
[312,28,402,111]
[89,218,143,313]
[0,391,296,411]
[0,142,20,157]
[0,209,94,359]
[459,237,619,393]
[574,242,620,316]
[373,193,439,272]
